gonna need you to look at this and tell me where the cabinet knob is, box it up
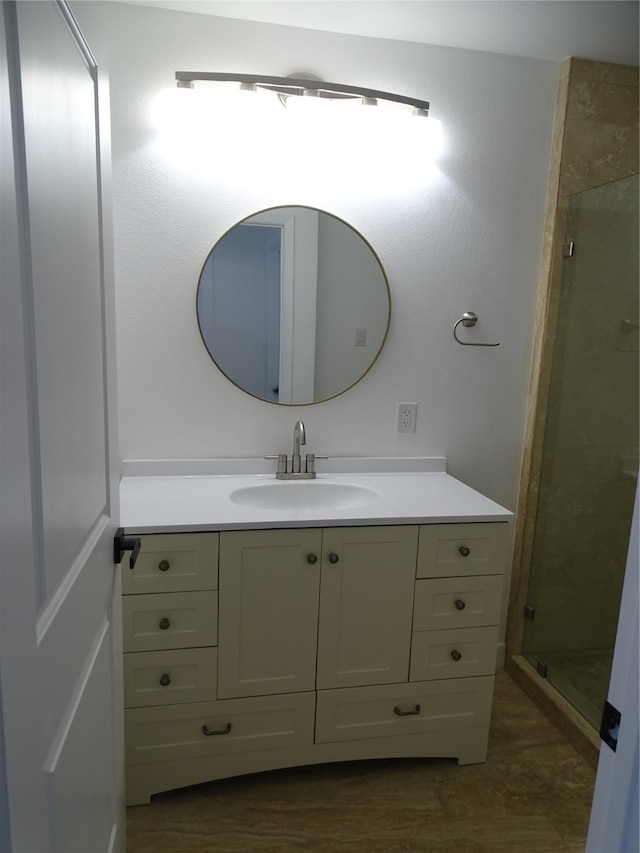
[158,616,171,630]
[328,553,340,564]
[307,553,318,564]
[159,673,171,686]
[158,559,171,572]
[459,546,470,557]
[454,599,466,611]
[451,649,462,662]
[202,723,232,737]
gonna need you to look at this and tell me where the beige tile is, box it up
[570,57,639,86]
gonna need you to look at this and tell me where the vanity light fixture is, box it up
[174,71,433,119]
[158,72,442,186]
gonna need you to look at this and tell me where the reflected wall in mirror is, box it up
[196,206,391,404]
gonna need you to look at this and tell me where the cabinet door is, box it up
[218,529,322,699]
[316,526,418,689]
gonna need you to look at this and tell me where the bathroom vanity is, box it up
[119,459,511,805]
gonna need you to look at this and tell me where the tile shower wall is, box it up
[560,60,639,196]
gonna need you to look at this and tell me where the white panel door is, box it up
[586,486,639,853]
[0,2,124,851]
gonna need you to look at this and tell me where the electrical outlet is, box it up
[397,403,417,434]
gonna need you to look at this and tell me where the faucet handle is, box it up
[306,454,329,474]
[264,454,288,474]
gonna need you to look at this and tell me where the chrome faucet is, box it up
[292,420,306,473]
[266,420,324,479]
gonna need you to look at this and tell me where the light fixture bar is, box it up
[175,72,430,113]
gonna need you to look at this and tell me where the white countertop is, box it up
[120,458,512,533]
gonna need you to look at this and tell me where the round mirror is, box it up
[196,206,391,404]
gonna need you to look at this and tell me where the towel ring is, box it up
[452,312,500,347]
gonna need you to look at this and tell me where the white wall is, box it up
[76,1,557,511]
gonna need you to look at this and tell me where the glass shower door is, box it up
[523,174,639,728]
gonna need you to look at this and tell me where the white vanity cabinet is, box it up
[122,521,509,805]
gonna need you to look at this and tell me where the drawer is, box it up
[124,647,218,708]
[122,533,218,595]
[417,523,509,578]
[413,575,502,631]
[315,676,494,744]
[122,591,218,652]
[409,626,499,681]
[125,692,315,764]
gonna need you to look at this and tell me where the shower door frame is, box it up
[519,173,639,727]
[504,56,638,768]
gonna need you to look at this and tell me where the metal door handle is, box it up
[113,527,141,569]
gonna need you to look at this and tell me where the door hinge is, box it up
[536,659,548,678]
[562,241,575,257]
[524,603,535,621]
[599,700,621,752]
[113,527,141,569]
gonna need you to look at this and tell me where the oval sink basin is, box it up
[229,481,382,512]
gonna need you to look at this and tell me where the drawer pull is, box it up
[451,649,462,662]
[459,546,470,557]
[328,553,340,564]
[307,553,318,564]
[158,617,171,630]
[159,673,171,686]
[454,599,466,611]
[393,704,421,717]
[202,723,232,737]
[158,559,171,572]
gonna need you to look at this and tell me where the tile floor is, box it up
[535,650,613,730]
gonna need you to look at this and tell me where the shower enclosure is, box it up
[522,173,639,729]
